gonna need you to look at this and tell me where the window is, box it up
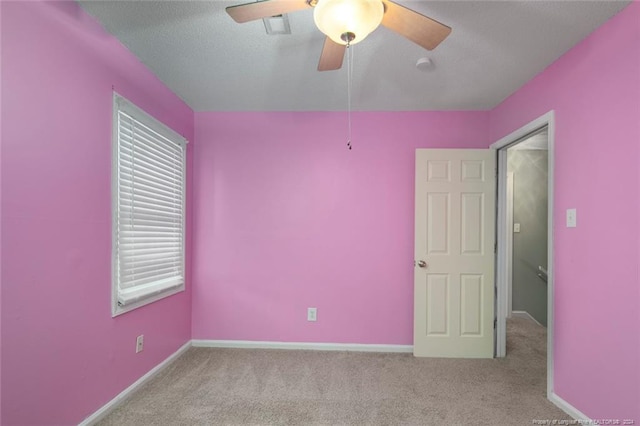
[112,93,187,316]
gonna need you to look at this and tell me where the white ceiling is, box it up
[78,0,630,112]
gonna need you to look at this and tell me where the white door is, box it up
[414,149,496,358]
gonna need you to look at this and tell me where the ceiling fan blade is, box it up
[318,37,346,71]
[380,0,451,50]
[226,0,311,23]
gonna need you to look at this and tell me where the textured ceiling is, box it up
[78,0,630,111]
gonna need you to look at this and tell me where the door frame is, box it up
[491,111,555,398]
[506,171,514,318]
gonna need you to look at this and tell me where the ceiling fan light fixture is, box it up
[313,0,384,45]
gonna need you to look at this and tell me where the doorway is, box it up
[506,128,549,327]
[493,111,555,398]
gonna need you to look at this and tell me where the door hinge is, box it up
[494,318,497,329]
[494,241,497,254]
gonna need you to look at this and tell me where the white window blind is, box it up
[112,93,187,316]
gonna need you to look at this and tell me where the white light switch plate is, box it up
[513,223,521,233]
[566,208,577,228]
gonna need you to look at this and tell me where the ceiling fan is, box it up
[226,0,452,71]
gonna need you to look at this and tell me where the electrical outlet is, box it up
[136,335,144,353]
[307,307,317,322]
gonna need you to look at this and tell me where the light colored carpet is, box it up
[98,318,571,425]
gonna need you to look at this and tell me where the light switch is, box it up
[513,223,521,233]
[566,208,577,228]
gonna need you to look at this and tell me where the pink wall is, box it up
[490,1,640,421]
[0,2,194,424]
[0,2,4,421]
[1,0,637,423]
[192,111,489,344]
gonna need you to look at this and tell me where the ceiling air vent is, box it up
[263,14,291,35]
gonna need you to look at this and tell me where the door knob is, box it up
[416,260,428,268]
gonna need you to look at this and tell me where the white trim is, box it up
[491,110,555,400]
[511,310,543,327]
[78,341,191,426]
[114,286,185,317]
[495,147,508,358]
[77,339,412,425]
[111,91,188,317]
[111,93,119,317]
[489,111,554,151]
[506,172,514,317]
[548,391,592,422]
[76,339,584,426]
[191,340,414,353]
[113,92,188,146]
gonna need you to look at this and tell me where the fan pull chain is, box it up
[346,42,353,150]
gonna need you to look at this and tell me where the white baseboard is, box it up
[78,341,192,426]
[549,391,592,422]
[79,339,411,424]
[77,339,590,426]
[511,310,544,327]
[191,339,413,353]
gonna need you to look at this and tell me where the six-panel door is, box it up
[414,149,496,358]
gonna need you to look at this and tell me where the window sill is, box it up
[112,283,185,317]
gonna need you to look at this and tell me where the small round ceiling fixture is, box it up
[416,57,434,71]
